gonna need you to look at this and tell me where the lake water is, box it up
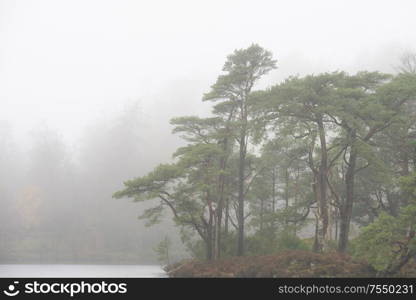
[0,265,166,278]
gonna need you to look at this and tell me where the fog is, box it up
[1,0,416,263]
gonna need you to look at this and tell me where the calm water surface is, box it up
[0,265,166,277]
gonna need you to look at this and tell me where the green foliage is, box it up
[352,212,402,271]
[400,172,416,198]
[276,230,310,252]
[203,43,277,103]
[154,236,172,266]
[115,44,416,265]
[353,173,416,273]
[245,229,278,256]
[244,229,309,256]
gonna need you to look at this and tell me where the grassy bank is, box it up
[165,251,406,278]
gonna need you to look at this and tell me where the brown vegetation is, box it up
[166,251,376,277]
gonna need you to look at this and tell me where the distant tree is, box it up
[154,236,172,266]
[114,116,226,260]
[204,44,277,256]
[334,73,416,252]
[397,51,416,74]
[248,136,313,236]
[254,71,416,253]
[115,46,416,266]
[256,72,347,251]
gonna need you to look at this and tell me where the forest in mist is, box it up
[0,102,189,264]
[2,1,416,277]
[116,44,416,277]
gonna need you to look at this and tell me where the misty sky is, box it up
[1,0,416,147]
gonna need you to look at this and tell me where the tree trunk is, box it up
[315,118,329,252]
[215,150,227,260]
[338,138,357,253]
[312,211,320,252]
[335,206,339,241]
[272,168,276,213]
[224,197,229,235]
[237,131,246,256]
[260,198,264,231]
[215,112,233,260]
[206,225,213,261]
